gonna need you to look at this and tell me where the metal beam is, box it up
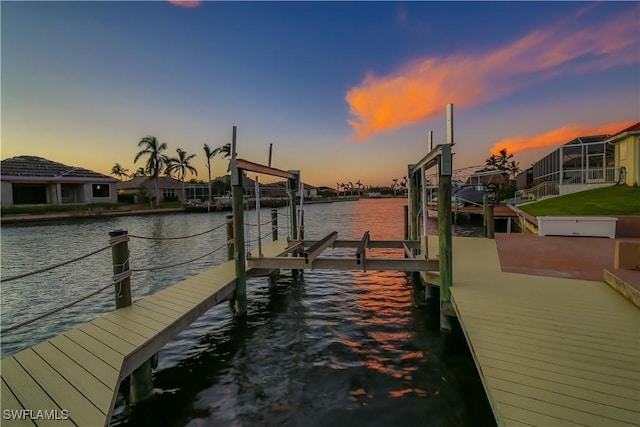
[411,144,444,174]
[304,231,338,264]
[247,256,439,272]
[234,159,297,180]
[293,239,421,249]
[402,243,414,259]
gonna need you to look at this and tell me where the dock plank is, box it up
[1,379,36,427]
[1,357,72,427]
[438,236,640,427]
[48,334,120,390]
[77,323,137,356]
[30,342,114,415]
[62,329,123,370]
[12,349,105,427]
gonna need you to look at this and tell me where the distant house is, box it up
[603,122,640,186]
[117,176,183,202]
[465,168,510,188]
[0,156,118,207]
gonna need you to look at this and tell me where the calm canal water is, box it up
[1,198,494,426]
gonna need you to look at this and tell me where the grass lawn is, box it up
[520,185,640,216]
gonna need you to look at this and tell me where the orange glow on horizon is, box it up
[490,120,636,155]
[346,11,639,141]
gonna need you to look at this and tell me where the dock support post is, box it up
[403,205,409,241]
[109,229,153,404]
[226,215,234,261]
[271,209,278,242]
[269,209,279,291]
[231,125,248,316]
[409,166,422,294]
[288,172,300,279]
[487,203,495,239]
[438,105,454,333]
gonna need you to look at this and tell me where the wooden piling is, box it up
[231,125,248,316]
[271,209,278,242]
[486,202,495,239]
[409,168,421,290]
[403,205,409,241]
[288,173,299,279]
[439,106,454,332]
[108,229,153,404]
[226,215,234,261]
[269,209,279,291]
[109,229,131,309]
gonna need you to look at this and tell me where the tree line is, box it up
[111,136,230,207]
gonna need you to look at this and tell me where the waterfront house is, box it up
[0,156,118,207]
[531,134,615,186]
[117,176,183,202]
[603,121,640,186]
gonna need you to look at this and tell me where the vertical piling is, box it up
[439,104,454,332]
[288,172,299,279]
[230,125,248,316]
[269,209,279,291]
[486,202,495,239]
[109,229,131,309]
[403,205,409,241]
[409,168,421,290]
[109,229,153,404]
[226,215,234,261]
[271,209,278,242]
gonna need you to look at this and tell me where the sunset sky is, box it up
[2,1,638,187]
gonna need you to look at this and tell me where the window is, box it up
[92,184,110,198]
[163,188,176,199]
[620,141,627,161]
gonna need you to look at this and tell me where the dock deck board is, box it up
[428,236,640,427]
[1,239,289,427]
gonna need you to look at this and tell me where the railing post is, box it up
[108,229,153,405]
[226,215,234,261]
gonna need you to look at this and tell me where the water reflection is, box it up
[2,199,492,426]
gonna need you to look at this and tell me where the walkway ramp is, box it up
[428,236,640,427]
[1,240,290,427]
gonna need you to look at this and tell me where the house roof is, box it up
[603,122,640,144]
[0,156,116,182]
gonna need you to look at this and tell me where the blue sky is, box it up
[2,1,638,187]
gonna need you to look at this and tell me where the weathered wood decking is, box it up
[0,240,290,427]
[427,236,640,427]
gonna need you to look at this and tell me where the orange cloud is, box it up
[168,0,201,8]
[490,120,637,154]
[346,10,639,141]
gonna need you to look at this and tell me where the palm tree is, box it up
[130,167,146,178]
[166,148,198,203]
[203,143,231,203]
[134,136,167,207]
[347,181,353,196]
[356,180,363,196]
[110,163,129,181]
[392,178,398,196]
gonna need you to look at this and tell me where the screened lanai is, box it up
[532,135,617,185]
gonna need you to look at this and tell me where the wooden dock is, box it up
[0,240,290,427]
[426,236,640,427]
